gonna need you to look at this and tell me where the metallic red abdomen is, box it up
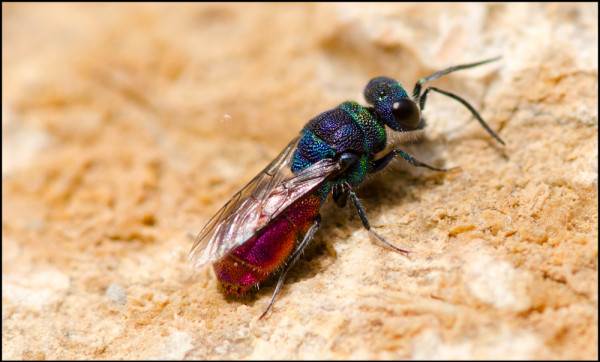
[213,193,322,295]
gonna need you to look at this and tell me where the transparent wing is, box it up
[188,135,340,267]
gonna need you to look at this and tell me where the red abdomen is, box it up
[213,193,322,295]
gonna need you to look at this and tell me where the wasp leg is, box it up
[259,216,322,320]
[346,189,409,256]
[332,183,349,208]
[371,148,460,174]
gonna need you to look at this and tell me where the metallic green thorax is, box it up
[339,101,387,155]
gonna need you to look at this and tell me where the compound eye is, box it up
[392,99,421,129]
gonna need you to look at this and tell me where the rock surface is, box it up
[2,3,597,359]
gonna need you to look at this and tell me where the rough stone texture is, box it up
[2,3,597,360]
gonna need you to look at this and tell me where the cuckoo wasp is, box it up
[189,57,504,319]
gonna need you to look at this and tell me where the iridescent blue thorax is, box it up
[291,100,388,193]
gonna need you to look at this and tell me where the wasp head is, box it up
[364,77,423,132]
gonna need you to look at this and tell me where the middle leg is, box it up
[346,187,409,256]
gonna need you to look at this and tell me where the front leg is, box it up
[370,148,459,174]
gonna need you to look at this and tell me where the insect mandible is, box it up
[189,57,505,319]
